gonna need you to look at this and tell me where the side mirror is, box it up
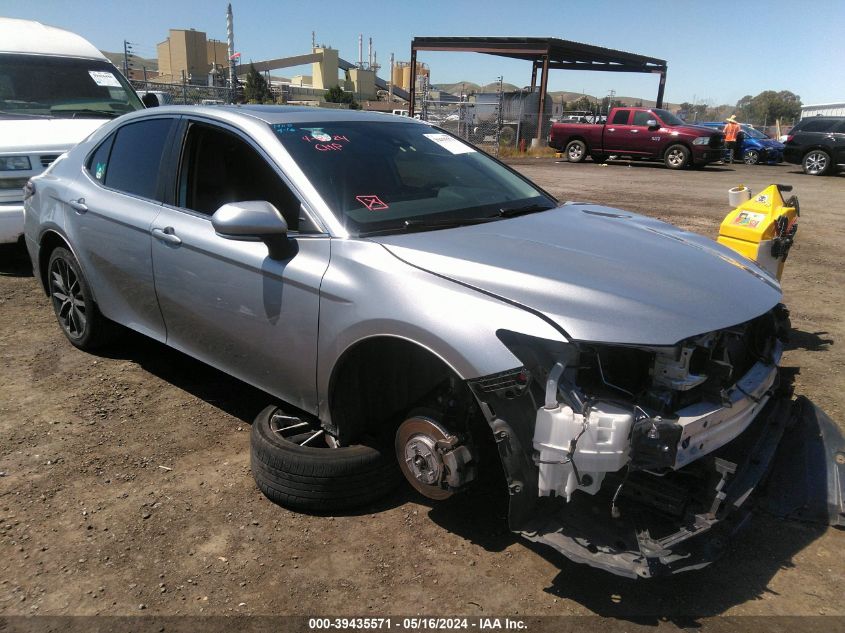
[141,94,160,108]
[212,200,293,260]
[646,119,658,128]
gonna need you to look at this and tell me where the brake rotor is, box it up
[395,415,454,500]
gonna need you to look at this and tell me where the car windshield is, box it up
[0,54,143,118]
[273,120,556,236]
[741,125,768,139]
[653,109,686,126]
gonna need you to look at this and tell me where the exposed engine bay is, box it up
[384,304,843,578]
[451,304,844,578]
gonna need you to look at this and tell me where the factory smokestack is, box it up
[368,37,372,69]
[226,4,235,91]
[358,34,363,68]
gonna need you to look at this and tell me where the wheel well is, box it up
[804,146,831,156]
[328,337,461,443]
[566,136,589,151]
[662,142,691,158]
[37,231,71,296]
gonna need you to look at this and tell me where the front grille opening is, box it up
[40,154,60,168]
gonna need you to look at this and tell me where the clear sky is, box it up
[2,0,843,106]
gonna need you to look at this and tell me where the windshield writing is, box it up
[274,121,555,235]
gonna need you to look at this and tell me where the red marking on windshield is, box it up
[356,195,389,211]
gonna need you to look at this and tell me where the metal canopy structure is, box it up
[409,36,668,142]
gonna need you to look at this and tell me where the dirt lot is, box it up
[1,160,843,624]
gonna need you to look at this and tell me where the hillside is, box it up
[102,51,158,72]
[433,81,677,109]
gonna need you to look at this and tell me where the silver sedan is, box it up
[23,105,844,578]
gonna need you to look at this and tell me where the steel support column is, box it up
[536,53,550,143]
[656,69,667,108]
[409,48,418,116]
[530,63,537,91]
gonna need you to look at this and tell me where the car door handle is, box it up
[607,128,616,132]
[67,198,88,213]
[630,129,639,133]
[151,226,182,246]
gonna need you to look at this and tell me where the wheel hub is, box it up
[404,434,442,485]
[395,415,460,500]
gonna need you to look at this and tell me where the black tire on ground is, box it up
[47,247,117,350]
[565,139,587,163]
[250,405,401,512]
[802,149,831,176]
[664,144,690,169]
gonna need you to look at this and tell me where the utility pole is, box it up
[122,40,134,79]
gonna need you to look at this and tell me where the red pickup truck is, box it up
[549,107,725,169]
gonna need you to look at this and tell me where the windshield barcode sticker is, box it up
[423,133,476,155]
[88,71,121,87]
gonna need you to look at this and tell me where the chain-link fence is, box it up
[130,79,233,106]
[418,78,555,156]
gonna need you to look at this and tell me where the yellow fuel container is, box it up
[717,184,799,280]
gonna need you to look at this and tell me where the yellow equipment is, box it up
[718,184,799,281]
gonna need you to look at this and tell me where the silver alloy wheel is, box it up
[268,410,339,448]
[744,150,760,165]
[567,142,584,161]
[666,148,686,167]
[804,151,828,175]
[49,257,87,339]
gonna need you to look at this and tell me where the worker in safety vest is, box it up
[724,114,742,164]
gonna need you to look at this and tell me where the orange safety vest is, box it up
[724,122,740,142]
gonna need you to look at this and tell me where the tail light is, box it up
[23,179,36,201]
[785,135,794,143]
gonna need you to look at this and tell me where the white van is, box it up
[0,18,144,244]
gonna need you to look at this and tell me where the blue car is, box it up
[699,122,785,164]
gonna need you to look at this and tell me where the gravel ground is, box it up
[0,159,842,624]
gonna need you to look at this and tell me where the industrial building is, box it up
[155,28,229,84]
[801,102,845,118]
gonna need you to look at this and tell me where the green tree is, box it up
[244,64,272,103]
[565,96,594,112]
[324,85,359,109]
[600,97,625,114]
[736,90,801,125]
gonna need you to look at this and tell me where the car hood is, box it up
[670,124,718,137]
[756,138,785,149]
[0,118,107,153]
[375,205,782,346]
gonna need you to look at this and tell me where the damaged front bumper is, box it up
[470,365,845,579]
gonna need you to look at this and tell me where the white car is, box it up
[0,18,144,244]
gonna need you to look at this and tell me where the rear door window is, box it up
[611,110,631,125]
[797,119,836,133]
[103,118,175,201]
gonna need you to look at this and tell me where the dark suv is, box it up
[783,116,845,175]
